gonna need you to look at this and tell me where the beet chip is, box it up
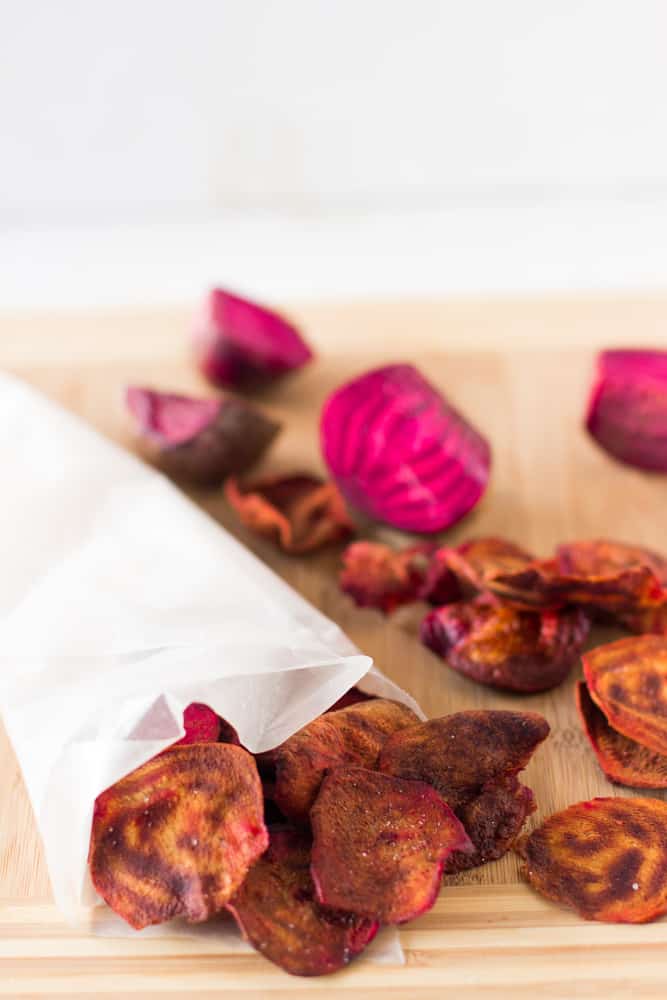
[557,539,667,586]
[126,387,280,487]
[518,796,667,922]
[340,540,438,613]
[227,829,378,976]
[421,599,589,693]
[325,687,374,713]
[310,767,472,924]
[576,682,667,789]
[583,635,667,756]
[378,710,549,811]
[272,698,419,824]
[444,776,536,874]
[89,744,268,929]
[440,537,535,596]
[225,474,354,554]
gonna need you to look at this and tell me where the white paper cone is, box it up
[0,373,421,959]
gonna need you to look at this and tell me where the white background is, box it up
[2,0,667,308]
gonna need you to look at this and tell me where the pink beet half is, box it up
[586,349,667,473]
[126,386,280,487]
[193,288,314,389]
[320,364,491,533]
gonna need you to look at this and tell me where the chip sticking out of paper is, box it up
[89,744,268,929]
[272,698,420,824]
[310,766,472,924]
[227,828,378,976]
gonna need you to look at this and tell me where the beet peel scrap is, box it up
[227,828,378,976]
[225,474,355,554]
[420,598,589,693]
[575,682,667,789]
[583,635,667,756]
[518,796,667,922]
[321,364,491,533]
[585,349,667,472]
[126,386,280,487]
[271,698,420,824]
[89,744,268,930]
[310,766,472,924]
[193,288,313,389]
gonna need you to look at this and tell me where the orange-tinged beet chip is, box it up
[89,744,268,929]
[445,776,535,874]
[339,540,451,613]
[421,599,589,693]
[440,537,535,596]
[225,474,354,554]
[325,687,375,713]
[378,710,549,811]
[273,699,419,824]
[583,635,667,756]
[557,539,667,586]
[227,828,378,976]
[617,601,667,637]
[517,796,667,922]
[310,766,472,924]
[576,682,667,788]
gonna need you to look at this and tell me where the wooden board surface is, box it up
[2,296,667,998]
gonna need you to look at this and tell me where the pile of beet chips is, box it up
[89,699,549,975]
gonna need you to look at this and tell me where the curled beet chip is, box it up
[616,601,667,636]
[126,387,280,487]
[378,710,549,811]
[193,288,313,389]
[227,828,378,976]
[517,796,667,922]
[441,537,535,596]
[576,682,667,789]
[272,698,419,824]
[89,744,268,929]
[583,635,667,756]
[445,775,536,874]
[585,349,667,472]
[321,364,491,533]
[557,538,667,585]
[225,474,354,554]
[420,599,589,693]
[172,703,224,746]
[310,766,472,924]
[340,540,432,613]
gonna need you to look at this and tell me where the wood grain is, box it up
[2,296,667,996]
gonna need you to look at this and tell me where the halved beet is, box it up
[126,386,280,486]
[320,364,491,533]
[193,288,313,389]
[585,349,667,472]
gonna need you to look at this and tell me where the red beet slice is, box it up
[89,744,268,929]
[225,474,355,554]
[193,288,313,389]
[126,386,280,486]
[585,349,667,472]
[227,829,378,976]
[576,682,667,789]
[444,775,536,874]
[321,364,491,533]
[377,710,549,811]
[420,598,590,693]
[172,703,223,746]
[310,766,472,924]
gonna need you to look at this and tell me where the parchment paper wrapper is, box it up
[0,374,420,963]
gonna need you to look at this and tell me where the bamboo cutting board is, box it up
[2,296,667,998]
